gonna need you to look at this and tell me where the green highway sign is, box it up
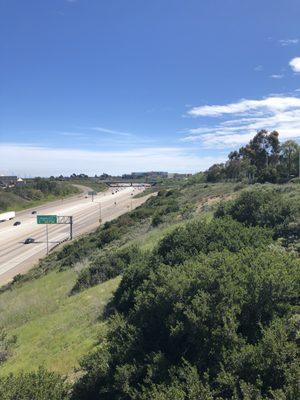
[88,191,97,195]
[37,215,57,224]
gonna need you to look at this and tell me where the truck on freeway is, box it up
[0,211,16,222]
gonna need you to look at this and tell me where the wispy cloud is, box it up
[279,38,299,46]
[187,96,300,117]
[270,74,284,79]
[254,65,263,72]
[183,96,300,148]
[289,57,300,73]
[58,131,86,138]
[0,144,223,176]
[89,127,133,137]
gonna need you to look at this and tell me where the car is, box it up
[31,211,37,214]
[24,237,35,244]
[13,221,21,226]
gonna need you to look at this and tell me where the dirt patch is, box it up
[196,193,236,214]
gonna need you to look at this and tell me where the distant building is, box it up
[16,177,26,186]
[0,176,18,188]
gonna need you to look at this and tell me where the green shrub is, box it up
[71,246,143,293]
[0,367,70,399]
[73,250,300,399]
[154,217,272,266]
[152,213,163,227]
[215,189,295,229]
[0,327,17,364]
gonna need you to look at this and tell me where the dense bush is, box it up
[0,327,17,364]
[215,189,295,229]
[0,368,70,399]
[154,217,272,266]
[73,250,300,399]
[71,246,144,293]
[110,217,272,316]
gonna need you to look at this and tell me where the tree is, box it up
[280,140,299,179]
[206,163,226,182]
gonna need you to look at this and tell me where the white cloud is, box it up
[188,96,300,117]
[289,57,300,73]
[0,144,224,176]
[270,74,284,79]
[184,96,300,148]
[279,38,299,46]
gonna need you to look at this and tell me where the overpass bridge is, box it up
[104,181,155,188]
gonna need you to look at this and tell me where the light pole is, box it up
[46,224,49,254]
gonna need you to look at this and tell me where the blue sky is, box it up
[1,0,300,176]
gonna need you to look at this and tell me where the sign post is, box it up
[37,215,57,254]
[37,215,57,224]
[37,215,73,253]
[88,191,97,202]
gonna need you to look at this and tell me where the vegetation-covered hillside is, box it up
[0,178,80,212]
[0,173,299,398]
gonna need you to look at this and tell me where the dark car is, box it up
[13,221,21,226]
[31,211,37,215]
[24,237,35,244]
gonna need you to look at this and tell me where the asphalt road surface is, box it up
[0,186,148,285]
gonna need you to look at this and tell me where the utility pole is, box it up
[99,202,102,224]
[70,216,73,240]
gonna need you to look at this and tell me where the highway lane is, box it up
[0,186,147,285]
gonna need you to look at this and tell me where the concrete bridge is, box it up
[104,181,155,188]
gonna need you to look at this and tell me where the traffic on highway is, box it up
[0,186,147,285]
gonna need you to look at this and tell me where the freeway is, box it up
[0,186,147,285]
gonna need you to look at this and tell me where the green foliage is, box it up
[0,368,70,399]
[0,179,79,212]
[151,213,164,227]
[215,189,294,228]
[205,131,300,184]
[154,217,272,266]
[0,327,17,364]
[73,249,300,399]
[71,246,143,293]
[215,188,299,252]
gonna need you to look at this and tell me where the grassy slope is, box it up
[0,185,81,213]
[68,179,106,193]
[0,193,77,213]
[0,181,242,376]
[0,269,120,375]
